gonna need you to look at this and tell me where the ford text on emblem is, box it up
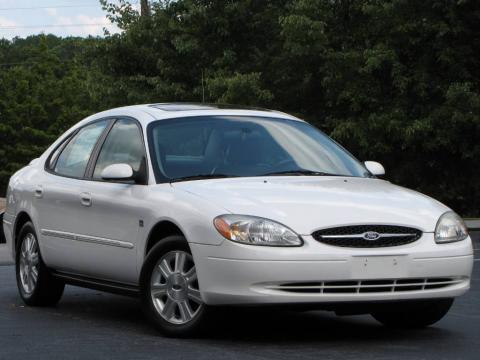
[363,231,381,240]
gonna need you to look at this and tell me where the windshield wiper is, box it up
[170,170,341,182]
[170,174,237,183]
[261,169,341,177]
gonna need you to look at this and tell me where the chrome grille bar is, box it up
[320,233,418,239]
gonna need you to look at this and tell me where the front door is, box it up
[75,118,149,284]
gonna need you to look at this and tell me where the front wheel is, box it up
[140,236,209,337]
[371,298,454,328]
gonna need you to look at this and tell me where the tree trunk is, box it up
[140,0,151,17]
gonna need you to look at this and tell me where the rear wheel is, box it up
[15,222,65,306]
[371,298,454,328]
[140,236,208,337]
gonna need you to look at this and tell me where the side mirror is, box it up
[101,163,134,181]
[364,161,385,176]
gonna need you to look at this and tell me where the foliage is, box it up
[0,0,479,216]
[0,35,116,194]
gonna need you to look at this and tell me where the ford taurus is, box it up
[2,103,473,337]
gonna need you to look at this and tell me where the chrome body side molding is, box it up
[41,229,134,249]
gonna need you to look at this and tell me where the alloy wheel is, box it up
[19,233,40,295]
[150,250,203,325]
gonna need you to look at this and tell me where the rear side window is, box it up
[54,120,108,178]
[93,118,146,180]
[47,134,73,170]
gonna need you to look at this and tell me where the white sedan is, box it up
[1,103,473,337]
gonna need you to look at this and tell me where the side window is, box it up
[93,118,146,180]
[47,133,73,170]
[54,121,108,178]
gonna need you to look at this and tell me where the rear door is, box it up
[36,119,112,273]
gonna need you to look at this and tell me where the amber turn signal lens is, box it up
[214,217,232,239]
[213,215,303,246]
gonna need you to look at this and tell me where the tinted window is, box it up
[54,121,108,178]
[93,119,146,180]
[148,116,368,182]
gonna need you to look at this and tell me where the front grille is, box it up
[312,225,422,248]
[268,277,464,294]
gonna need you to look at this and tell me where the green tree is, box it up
[0,35,115,193]
[1,0,479,216]
[96,0,479,215]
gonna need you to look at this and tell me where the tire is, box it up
[140,235,209,337]
[371,298,454,328]
[15,221,65,306]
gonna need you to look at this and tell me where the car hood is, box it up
[172,176,450,234]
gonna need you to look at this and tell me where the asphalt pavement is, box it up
[0,233,478,360]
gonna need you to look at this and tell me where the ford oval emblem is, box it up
[363,231,381,241]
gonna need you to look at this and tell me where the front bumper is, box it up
[191,234,474,305]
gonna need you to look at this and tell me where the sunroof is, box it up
[149,103,275,112]
[149,103,220,111]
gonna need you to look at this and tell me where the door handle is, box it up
[34,186,43,199]
[80,192,92,207]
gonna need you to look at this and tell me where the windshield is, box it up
[147,116,369,182]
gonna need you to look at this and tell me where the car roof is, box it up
[82,103,303,128]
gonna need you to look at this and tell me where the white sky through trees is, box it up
[0,0,128,39]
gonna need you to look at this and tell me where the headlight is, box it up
[213,215,303,247]
[434,212,469,244]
